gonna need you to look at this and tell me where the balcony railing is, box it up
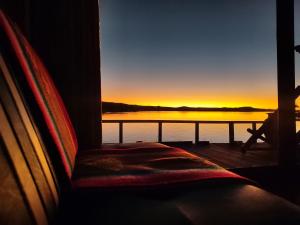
[102,120,264,144]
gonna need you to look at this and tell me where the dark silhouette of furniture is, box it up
[242,85,300,153]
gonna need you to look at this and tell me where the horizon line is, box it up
[102,101,276,111]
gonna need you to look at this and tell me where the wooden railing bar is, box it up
[252,122,257,131]
[119,122,123,144]
[229,122,234,144]
[195,122,199,144]
[102,120,269,144]
[158,122,162,142]
[252,122,257,143]
[102,120,264,124]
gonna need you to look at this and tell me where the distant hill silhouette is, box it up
[102,102,274,113]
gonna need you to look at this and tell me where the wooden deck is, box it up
[160,142,300,206]
[166,142,279,169]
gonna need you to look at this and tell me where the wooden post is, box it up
[251,122,257,132]
[252,122,257,143]
[119,122,123,144]
[21,0,102,149]
[158,122,162,142]
[229,122,234,144]
[195,122,199,144]
[276,0,296,166]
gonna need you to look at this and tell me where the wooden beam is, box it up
[119,122,123,144]
[229,122,234,144]
[158,122,162,142]
[195,122,199,144]
[276,0,296,166]
[252,122,257,143]
[27,0,101,149]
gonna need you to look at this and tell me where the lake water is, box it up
[102,111,299,143]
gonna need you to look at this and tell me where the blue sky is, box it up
[101,0,300,108]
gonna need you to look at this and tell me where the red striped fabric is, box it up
[72,170,246,189]
[0,10,77,179]
[72,147,249,189]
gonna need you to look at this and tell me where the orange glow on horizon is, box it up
[102,70,278,109]
[102,96,277,109]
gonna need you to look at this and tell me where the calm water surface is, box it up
[102,111,299,143]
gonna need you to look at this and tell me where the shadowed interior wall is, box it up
[1,0,102,149]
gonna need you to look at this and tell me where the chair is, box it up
[242,112,277,153]
[242,86,300,153]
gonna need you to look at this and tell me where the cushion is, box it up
[72,146,247,189]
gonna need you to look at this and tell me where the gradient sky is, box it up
[101,0,300,109]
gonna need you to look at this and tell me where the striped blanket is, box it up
[72,145,248,189]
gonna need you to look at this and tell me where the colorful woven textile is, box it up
[72,146,246,189]
[0,11,78,178]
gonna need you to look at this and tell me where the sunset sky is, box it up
[101,0,300,109]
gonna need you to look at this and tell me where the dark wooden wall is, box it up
[1,0,102,149]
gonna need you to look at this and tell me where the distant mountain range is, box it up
[102,102,274,113]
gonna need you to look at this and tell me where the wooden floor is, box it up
[168,142,279,169]
[165,142,300,206]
